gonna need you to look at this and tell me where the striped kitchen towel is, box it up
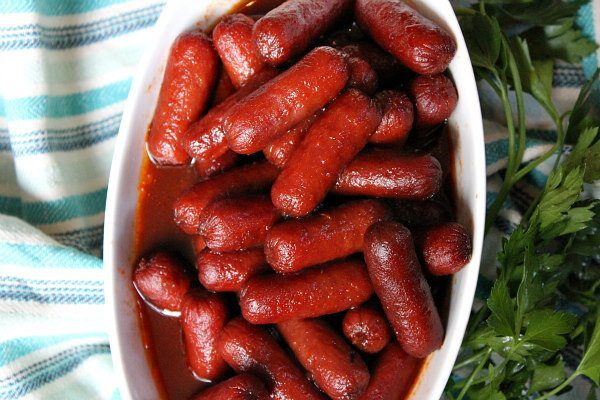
[0,0,598,399]
[0,1,164,399]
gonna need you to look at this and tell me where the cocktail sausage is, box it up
[182,68,278,164]
[363,221,444,358]
[370,90,414,145]
[147,30,218,165]
[355,0,456,75]
[191,374,268,400]
[265,199,390,273]
[196,248,269,292]
[262,113,320,168]
[239,259,373,324]
[199,195,281,252]
[333,149,442,200]
[194,150,240,179]
[219,318,324,400]
[340,45,378,95]
[213,14,265,88]
[253,0,353,65]
[278,318,370,400]
[358,341,421,399]
[181,289,229,381]
[342,306,391,354]
[223,47,349,154]
[173,161,279,235]
[414,222,472,276]
[133,251,192,314]
[211,67,236,106]
[409,73,458,128]
[271,89,381,216]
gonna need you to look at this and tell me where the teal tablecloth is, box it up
[0,0,598,398]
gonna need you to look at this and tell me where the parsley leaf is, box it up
[509,37,555,116]
[460,13,503,72]
[485,0,588,27]
[524,21,599,64]
[487,279,515,336]
[529,358,567,392]
[524,310,577,351]
[584,137,600,182]
[576,311,600,386]
[449,2,599,399]
[566,69,600,143]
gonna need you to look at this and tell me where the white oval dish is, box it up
[104,0,486,398]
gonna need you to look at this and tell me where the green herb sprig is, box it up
[447,0,600,398]
[456,0,598,232]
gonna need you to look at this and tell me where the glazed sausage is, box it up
[363,221,443,358]
[133,251,192,313]
[358,341,421,400]
[409,74,458,128]
[265,199,390,273]
[211,67,236,106]
[278,318,370,400]
[262,112,320,168]
[181,289,229,381]
[265,92,414,167]
[340,45,378,95]
[219,317,324,400]
[333,149,442,200]
[340,42,408,84]
[194,150,240,179]
[271,89,381,216]
[173,161,279,235]
[253,0,353,65]
[147,30,218,165]
[370,90,414,145]
[213,14,265,88]
[182,68,278,164]
[192,374,268,400]
[355,0,456,75]
[414,222,472,276]
[223,46,350,154]
[342,306,391,354]
[391,197,453,228]
[239,259,373,324]
[199,195,280,252]
[196,248,269,292]
[193,235,207,255]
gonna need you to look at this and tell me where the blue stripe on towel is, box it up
[0,344,110,399]
[0,5,162,51]
[0,243,102,269]
[3,80,130,121]
[0,0,134,16]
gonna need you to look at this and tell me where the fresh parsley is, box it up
[447,0,600,398]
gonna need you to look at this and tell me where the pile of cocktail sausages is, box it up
[134,0,472,398]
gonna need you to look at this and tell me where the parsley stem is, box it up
[510,118,564,184]
[501,77,518,179]
[504,35,527,179]
[453,348,489,370]
[484,37,528,235]
[484,75,518,233]
[455,348,492,400]
[537,373,578,400]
